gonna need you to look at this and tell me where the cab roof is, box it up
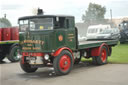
[18,15,74,20]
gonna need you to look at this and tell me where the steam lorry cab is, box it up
[19,15,118,75]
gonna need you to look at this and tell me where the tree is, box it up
[0,18,12,28]
[82,3,106,25]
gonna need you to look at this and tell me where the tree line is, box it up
[82,3,112,26]
[0,18,12,28]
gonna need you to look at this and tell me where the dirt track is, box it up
[0,59,128,85]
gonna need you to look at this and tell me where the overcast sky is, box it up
[0,0,128,26]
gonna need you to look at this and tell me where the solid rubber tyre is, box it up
[20,59,38,73]
[0,53,6,62]
[53,50,73,75]
[7,45,20,62]
[92,46,108,65]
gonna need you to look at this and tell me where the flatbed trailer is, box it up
[78,40,117,49]
[18,14,118,76]
[0,27,20,62]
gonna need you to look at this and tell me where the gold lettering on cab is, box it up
[23,40,44,44]
[32,47,40,50]
[21,40,44,50]
[27,44,32,46]
[22,47,41,50]
[22,47,32,50]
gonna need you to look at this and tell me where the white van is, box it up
[86,24,111,40]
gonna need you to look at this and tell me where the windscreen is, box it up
[19,20,29,32]
[19,18,53,32]
[29,18,53,30]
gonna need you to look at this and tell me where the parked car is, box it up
[112,28,120,39]
[86,24,111,40]
[96,28,120,40]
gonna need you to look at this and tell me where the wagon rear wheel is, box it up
[0,52,6,62]
[92,46,108,65]
[7,45,20,62]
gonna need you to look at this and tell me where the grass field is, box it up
[81,43,128,64]
[108,43,128,64]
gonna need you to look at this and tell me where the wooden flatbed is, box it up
[78,40,118,49]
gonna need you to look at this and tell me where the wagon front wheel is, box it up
[20,59,38,73]
[53,50,73,75]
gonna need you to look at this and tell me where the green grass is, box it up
[81,43,128,64]
[108,43,128,64]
